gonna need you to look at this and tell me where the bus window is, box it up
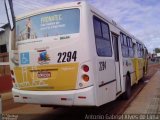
[102,23,110,40]
[123,34,127,46]
[93,16,112,57]
[120,33,129,57]
[137,42,143,58]
[16,8,80,41]
[127,37,134,58]
[93,18,102,37]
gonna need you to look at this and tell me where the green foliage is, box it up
[154,48,160,53]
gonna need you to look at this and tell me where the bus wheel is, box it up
[141,68,145,82]
[123,75,131,100]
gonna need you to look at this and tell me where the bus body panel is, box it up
[14,63,79,91]
[12,85,95,106]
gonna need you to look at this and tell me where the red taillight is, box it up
[82,74,89,82]
[83,65,89,72]
[11,70,14,75]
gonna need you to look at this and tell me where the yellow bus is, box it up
[6,1,148,106]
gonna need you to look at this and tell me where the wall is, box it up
[0,25,12,93]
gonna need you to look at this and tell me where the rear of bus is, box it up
[10,2,96,106]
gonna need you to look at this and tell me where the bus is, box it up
[7,1,148,107]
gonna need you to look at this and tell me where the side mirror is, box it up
[5,0,15,31]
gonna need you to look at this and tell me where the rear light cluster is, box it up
[82,74,89,82]
[82,65,89,82]
[10,70,15,83]
[83,65,89,72]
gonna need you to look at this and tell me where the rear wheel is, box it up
[141,68,145,82]
[123,75,131,100]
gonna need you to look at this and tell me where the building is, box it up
[157,53,160,57]
[0,24,12,93]
[155,53,160,62]
[150,52,160,63]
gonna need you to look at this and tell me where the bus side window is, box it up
[137,42,143,58]
[120,33,128,57]
[120,33,125,57]
[93,18,102,37]
[123,34,127,46]
[127,37,134,58]
[93,16,112,57]
[101,23,110,40]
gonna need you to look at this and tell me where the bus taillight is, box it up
[82,74,89,82]
[82,65,89,72]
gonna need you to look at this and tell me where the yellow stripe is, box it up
[14,63,79,91]
[132,58,144,83]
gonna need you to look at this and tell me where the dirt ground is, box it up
[146,63,160,79]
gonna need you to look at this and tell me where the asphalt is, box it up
[124,70,160,114]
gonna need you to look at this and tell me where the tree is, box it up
[154,48,160,53]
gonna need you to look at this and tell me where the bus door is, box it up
[112,33,122,94]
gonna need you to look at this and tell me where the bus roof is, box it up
[16,1,83,20]
[16,1,145,47]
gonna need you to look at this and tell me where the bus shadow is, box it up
[20,80,146,120]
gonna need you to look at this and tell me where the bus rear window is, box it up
[16,8,80,41]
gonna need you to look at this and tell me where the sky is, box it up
[0,0,160,53]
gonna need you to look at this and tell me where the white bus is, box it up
[7,1,148,107]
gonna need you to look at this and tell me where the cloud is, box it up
[87,0,160,52]
[0,0,8,26]
[13,0,79,15]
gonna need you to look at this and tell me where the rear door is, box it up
[112,33,122,94]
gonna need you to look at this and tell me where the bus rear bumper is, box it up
[12,86,96,106]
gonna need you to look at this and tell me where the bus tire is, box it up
[141,68,145,82]
[123,75,131,100]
